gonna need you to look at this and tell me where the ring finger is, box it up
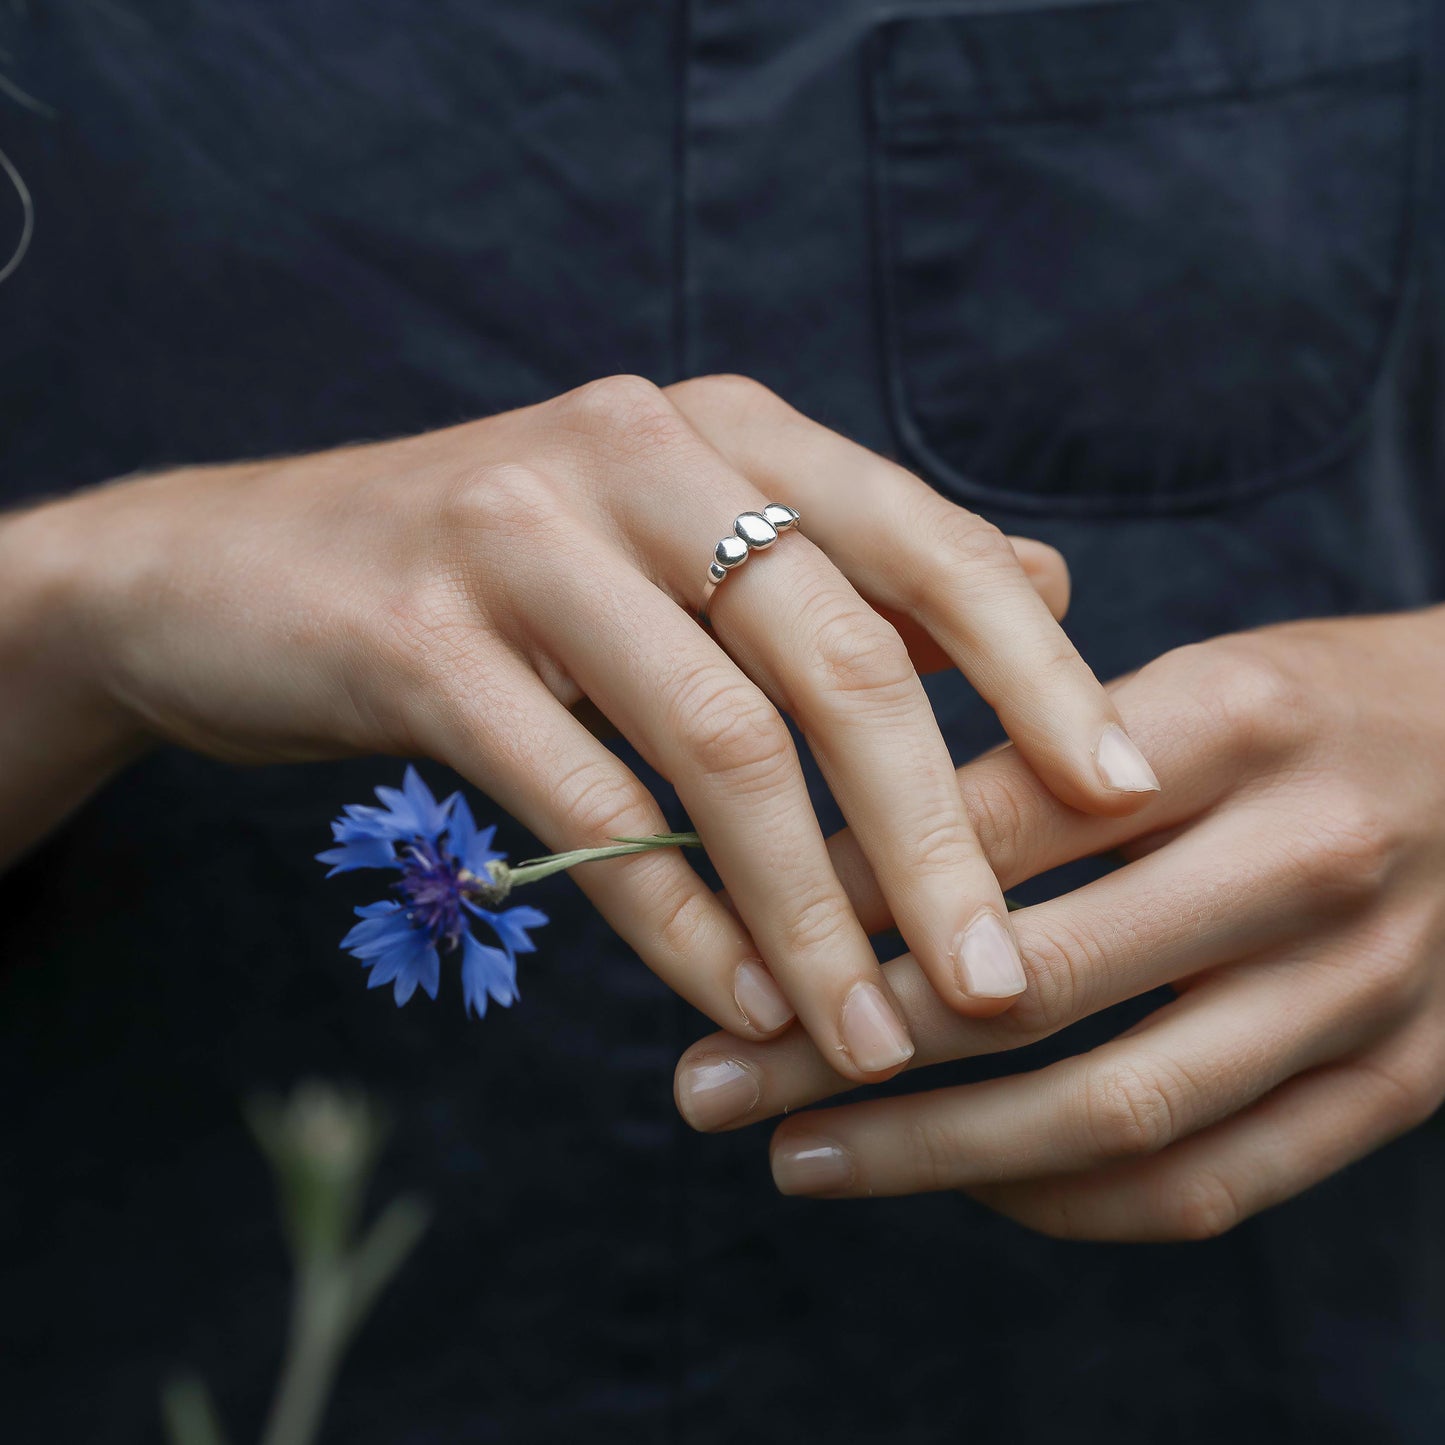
[515,526,918,1081]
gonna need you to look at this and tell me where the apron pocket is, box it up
[870,0,1424,515]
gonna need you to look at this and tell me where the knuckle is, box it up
[779,890,848,957]
[802,600,916,705]
[1224,651,1307,742]
[1081,1059,1178,1159]
[1351,954,1418,1031]
[672,672,795,790]
[906,806,975,878]
[1298,796,1395,908]
[1352,926,1431,1026]
[443,461,555,539]
[963,774,1035,875]
[1174,639,1308,755]
[667,372,787,419]
[1007,920,1093,1038]
[648,878,719,967]
[556,374,689,458]
[1358,1051,1445,1132]
[900,509,1022,617]
[1030,636,1092,690]
[927,510,1018,578]
[1165,1168,1246,1241]
[549,752,662,843]
[543,757,716,964]
[562,372,669,426]
[904,1114,961,1186]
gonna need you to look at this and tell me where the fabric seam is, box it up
[866,6,1429,518]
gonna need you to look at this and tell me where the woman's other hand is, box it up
[675,611,1445,1233]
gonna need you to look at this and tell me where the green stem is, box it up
[257,1201,428,1445]
[346,1198,430,1331]
[258,1263,350,1445]
[504,831,703,888]
[160,1377,231,1445]
[506,831,1024,913]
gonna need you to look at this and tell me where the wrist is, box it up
[0,492,154,866]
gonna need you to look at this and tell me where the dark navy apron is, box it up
[2,2,1443,1440]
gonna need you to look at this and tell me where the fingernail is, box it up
[952,910,1027,999]
[676,1056,761,1131]
[1095,723,1161,793]
[772,1137,855,1196]
[840,982,914,1074]
[734,959,795,1034]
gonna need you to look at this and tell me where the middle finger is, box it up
[528,541,916,1081]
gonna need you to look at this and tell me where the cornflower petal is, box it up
[365,948,407,989]
[317,837,403,876]
[371,765,454,842]
[404,764,456,837]
[469,903,549,957]
[382,932,441,1006]
[354,900,403,920]
[331,808,397,844]
[342,911,419,959]
[411,944,442,1002]
[448,795,505,876]
[460,934,518,1019]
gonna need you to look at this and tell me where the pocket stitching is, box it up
[878,8,1417,130]
[869,11,1427,518]
[886,54,1414,141]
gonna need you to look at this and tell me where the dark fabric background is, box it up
[1,2,1443,1441]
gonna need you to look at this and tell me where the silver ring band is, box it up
[698,503,801,625]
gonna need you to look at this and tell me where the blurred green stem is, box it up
[162,1087,429,1445]
[260,1200,429,1445]
[259,1263,347,1445]
[161,1378,230,1445]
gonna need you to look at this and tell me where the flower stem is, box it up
[160,1378,231,1445]
[257,1199,429,1445]
[503,831,703,888]
[501,830,1023,913]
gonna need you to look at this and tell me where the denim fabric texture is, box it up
[1,3,1443,1442]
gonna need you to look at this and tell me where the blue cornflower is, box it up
[318,767,548,1017]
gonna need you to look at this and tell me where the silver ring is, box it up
[698,504,801,624]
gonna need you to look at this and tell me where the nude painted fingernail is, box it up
[1095,723,1161,793]
[840,982,914,1073]
[953,910,1027,999]
[772,1137,855,1196]
[676,1056,761,1131]
[734,959,795,1034]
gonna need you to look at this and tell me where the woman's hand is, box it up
[674,610,1445,1234]
[0,374,1153,1079]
